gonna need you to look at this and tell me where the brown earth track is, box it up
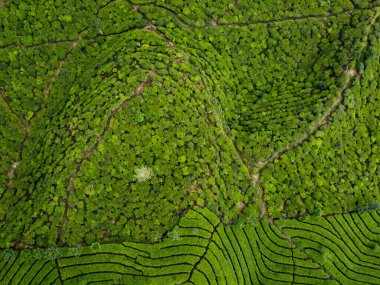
[56,69,156,244]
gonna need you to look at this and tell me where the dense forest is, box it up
[0,0,379,284]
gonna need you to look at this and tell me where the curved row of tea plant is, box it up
[1,0,379,252]
[1,208,379,284]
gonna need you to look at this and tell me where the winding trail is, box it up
[129,1,380,29]
[0,89,26,191]
[56,69,156,244]
[2,31,85,196]
[253,66,358,170]
[126,2,380,220]
[251,10,379,219]
[251,173,267,220]
[2,5,379,49]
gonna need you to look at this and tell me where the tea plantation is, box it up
[0,0,379,284]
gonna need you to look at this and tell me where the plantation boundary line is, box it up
[0,0,124,49]
[0,29,139,49]
[272,220,343,285]
[56,68,156,244]
[0,27,148,49]
[58,251,138,262]
[129,0,190,28]
[58,261,143,273]
[0,39,78,49]
[129,2,380,28]
[207,6,379,28]
[273,208,376,220]
[2,5,380,50]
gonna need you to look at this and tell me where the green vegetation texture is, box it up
[1,207,380,284]
[0,0,380,284]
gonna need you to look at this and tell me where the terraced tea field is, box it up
[1,0,379,284]
[1,208,379,284]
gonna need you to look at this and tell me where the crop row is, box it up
[1,207,378,284]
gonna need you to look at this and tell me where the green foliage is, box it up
[261,23,380,217]
[0,3,379,284]
[0,208,378,284]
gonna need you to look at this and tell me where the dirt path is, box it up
[130,1,379,29]
[251,11,379,219]
[0,89,26,192]
[251,173,268,220]
[6,162,20,189]
[0,32,84,197]
[3,5,379,50]
[56,69,155,244]
[254,69,355,170]
[254,11,379,171]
